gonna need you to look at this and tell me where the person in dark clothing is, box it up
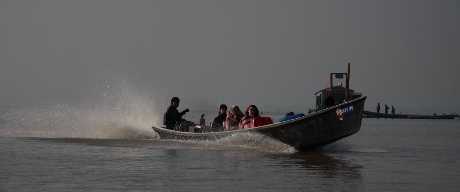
[324,96,336,108]
[385,104,389,114]
[376,103,381,113]
[163,97,189,130]
[211,104,227,131]
[391,106,395,114]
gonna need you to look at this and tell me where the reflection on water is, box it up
[277,151,364,191]
[289,151,362,177]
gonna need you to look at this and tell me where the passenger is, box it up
[376,103,381,113]
[210,104,227,131]
[276,112,305,123]
[325,96,336,108]
[163,97,189,130]
[239,105,260,129]
[385,104,389,114]
[225,105,244,131]
[198,114,205,126]
[285,111,294,116]
[391,106,395,114]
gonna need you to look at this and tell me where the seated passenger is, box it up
[239,105,260,129]
[285,111,294,116]
[224,105,244,131]
[276,112,305,123]
[325,96,336,108]
[210,104,227,131]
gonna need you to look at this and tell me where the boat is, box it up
[363,110,458,119]
[152,63,366,150]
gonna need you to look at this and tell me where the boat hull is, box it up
[152,96,366,150]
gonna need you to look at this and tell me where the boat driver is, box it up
[163,97,189,130]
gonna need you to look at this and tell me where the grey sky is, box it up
[1,0,459,114]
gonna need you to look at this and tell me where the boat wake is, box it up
[0,78,294,154]
[161,132,297,154]
[0,105,159,140]
[0,81,163,140]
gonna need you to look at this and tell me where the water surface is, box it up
[1,108,460,191]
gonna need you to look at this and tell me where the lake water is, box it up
[1,107,460,191]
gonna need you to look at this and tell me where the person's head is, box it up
[245,105,259,117]
[229,105,243,116]
[171,97,180,108]
[285,111,294,116]
[219,104,227,114]
[232,105,241,113]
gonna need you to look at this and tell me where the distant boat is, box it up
[363,110,458,119]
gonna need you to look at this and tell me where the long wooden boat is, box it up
[153,63,367,150]
[363,110,458,119]
[152,96,366,150]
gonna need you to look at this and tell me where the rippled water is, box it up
[1,106,460,191]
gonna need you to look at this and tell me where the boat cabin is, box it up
[315,63,362,110]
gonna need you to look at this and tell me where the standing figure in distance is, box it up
[376,103,381,113]
[391,106,395,114]
[385,104,389,114]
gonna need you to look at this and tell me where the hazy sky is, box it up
[1,0,459,114]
